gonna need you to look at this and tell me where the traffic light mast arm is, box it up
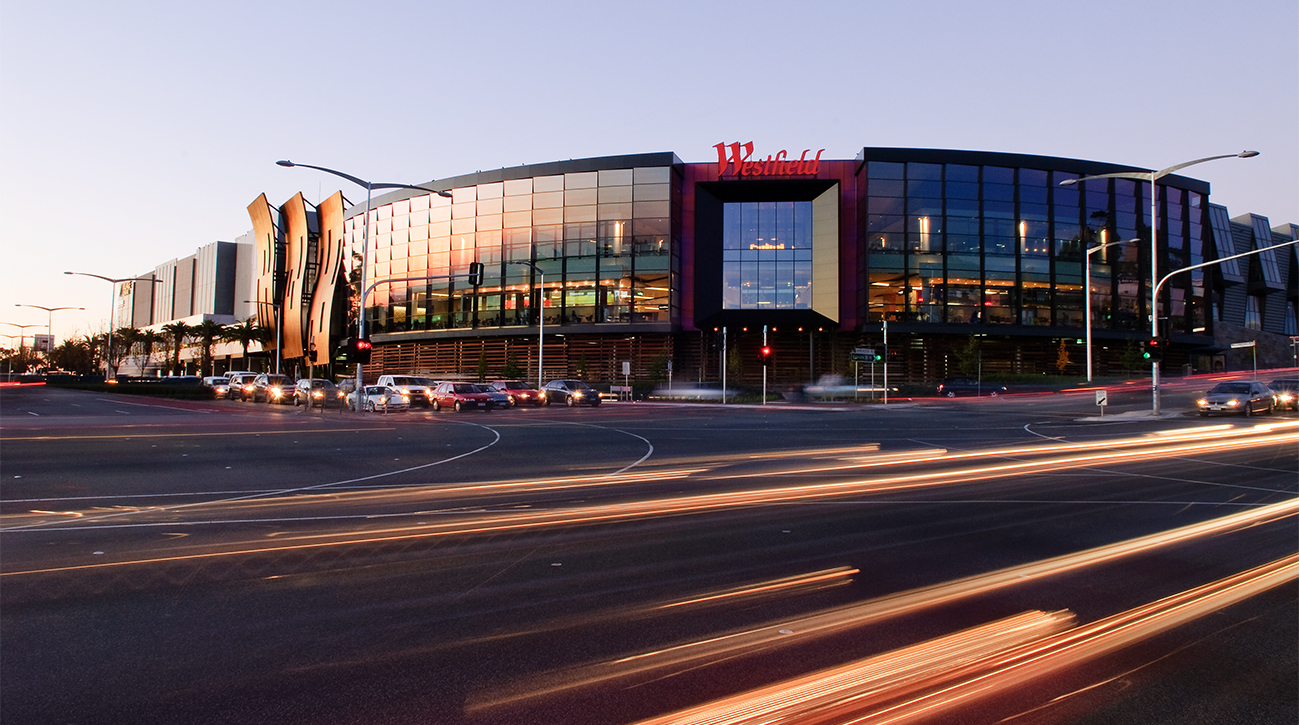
[1152,238,1299,304]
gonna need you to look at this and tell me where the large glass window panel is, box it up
[633,166,670,184]
[503,195,532,213]
[598,169,633,186]
[504,178,532,196]
[598,186,633,204]
[635,273,670,322]
[534,191,564,209]
[565,172,598,189]
[565,205,597,223]
[634,201,670,218]
[868,179,905,197]
[868,260,904,322]
[477,182,503,199]
[476,197,502,216]
[868,161,904,179]
[533,175,563,193]
[633,184,670,201]
[565,188,598,206]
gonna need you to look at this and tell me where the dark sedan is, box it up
[1265,378,1299,410]
[543,379,602,407]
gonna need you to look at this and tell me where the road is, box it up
[1,381,1296,725]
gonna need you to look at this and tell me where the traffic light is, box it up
[354,337,372,364]
[468,261,485,287]
[759,345,773,366]
[1142,337,1163,362]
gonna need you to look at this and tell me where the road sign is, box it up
[1095,390,1107,407]
[1230,341,1256,349]
[851,348,877,363]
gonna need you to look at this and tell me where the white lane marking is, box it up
[562,421,655,476]
[26,411,39,416]
[0,422,503,532]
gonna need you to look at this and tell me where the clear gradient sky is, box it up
[2,0,1295,344]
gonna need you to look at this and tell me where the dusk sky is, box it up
[2,0,1295,343]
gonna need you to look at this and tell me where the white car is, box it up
[376,375,437,408]
[348,385,410,412]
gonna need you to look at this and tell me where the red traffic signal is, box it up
[1142,337,1163,362]
[759,345,773,365]
[354,337,373,364]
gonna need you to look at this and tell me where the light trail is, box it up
[464,498,1298,711]
[630,554,1299,725]
[4,428,1294,570]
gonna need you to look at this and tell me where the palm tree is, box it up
[161,321,192,375]
[116,328,141,376]
[222,318,272,371]
[191,320,226,377]
[137,329,165,375]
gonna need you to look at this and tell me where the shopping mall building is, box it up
[124,146,1298,384]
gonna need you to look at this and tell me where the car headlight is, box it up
[1196,399,1207,406]
[313,391,323,398]
[1279,393,1294,403]
[1227,399,1239,407]
[573,391,583,398]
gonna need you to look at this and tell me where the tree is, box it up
[223,318,272,370]
[137,329,165,375]
[161,321,192,375]
[1120,338,1145,372]
[954,336,981,378]
[476,349,489,382]
[191,320,226,377]
[117,328,141,374]
[49,337,96,374]
[1055,339,1071,374]
[500,351,523,380]
[574,353,589,380]
[647,348,670,384]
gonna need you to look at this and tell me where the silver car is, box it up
[1196,381,1276,417]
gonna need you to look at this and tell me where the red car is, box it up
[490,380,548,407]
[431,381,498,412]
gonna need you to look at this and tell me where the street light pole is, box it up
[1082,238,1139,382]
[276,160,451,409]
[1060,151,1258,414]
[64,272,163,379]
[509,261,545,390]
[13,304,84,358]
[245,301,284,374]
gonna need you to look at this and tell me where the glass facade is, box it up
[350,165,677,334]
[721,201,813,309]
[860,158,1211,336]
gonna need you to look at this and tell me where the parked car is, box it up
[202,376,231,399]
[348,385,410,412]
[250,374,295,404]
[490,380,547,406]
[473,384,512,409]
[1196,381,1276,417]
[431,381,498,412]
[1265,378,1299,410]
[936,378,1007,397]
[543,379,602,407]
[293,378,344,408]
[376,375,437,408]
[226,372,261,401]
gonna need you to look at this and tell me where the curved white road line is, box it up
[0,421,502,532]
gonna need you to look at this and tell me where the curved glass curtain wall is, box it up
[862,160,1209,335]
[345,166,675,335]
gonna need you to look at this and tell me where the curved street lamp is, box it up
[64,271,164,379]
[14,304,84,355]
[276,160,451,406]
[1060,151,1258,414]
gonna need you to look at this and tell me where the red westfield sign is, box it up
[714,142,824,178]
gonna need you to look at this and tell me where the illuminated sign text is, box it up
[715,142,824,179]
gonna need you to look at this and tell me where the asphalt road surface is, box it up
[1,380,1296,725]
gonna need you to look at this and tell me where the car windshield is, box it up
[1210,383,1250,394]
[453,384,478,394]
[500,382,528,390]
